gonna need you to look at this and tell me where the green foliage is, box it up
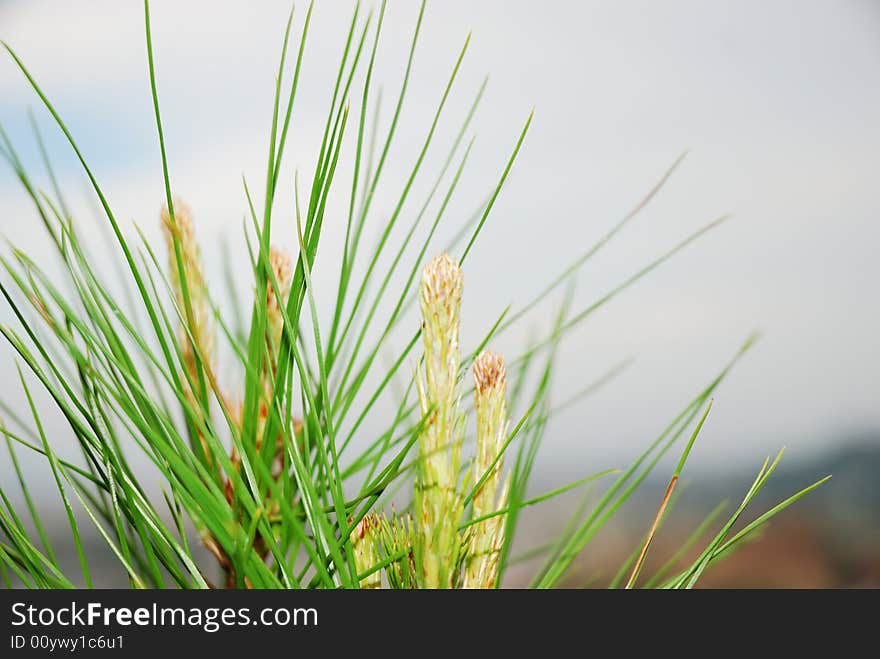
[0,1,826,589]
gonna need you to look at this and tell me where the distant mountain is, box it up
[691,434,880,541]
[520,432,880,587]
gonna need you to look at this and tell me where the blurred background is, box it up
[1,0,878,587]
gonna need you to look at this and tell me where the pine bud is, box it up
[351,514,382,589]
[266,246,292,355]
[415,253,466,588]
[160,197,213,381]
[463,349,510,589]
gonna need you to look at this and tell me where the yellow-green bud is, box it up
[415,253,466,588]
[463,349,510,589]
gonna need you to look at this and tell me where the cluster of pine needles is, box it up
[0,1,827,589]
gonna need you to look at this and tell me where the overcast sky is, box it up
[1,0,877,485]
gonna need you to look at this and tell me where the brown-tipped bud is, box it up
[473,349,506,396]
[160,196,213,384]
[418,252,464,421]
[420,252,463,314]
[471,349,508,511]
[351,514,382,589]
[266,246,293,354]
[415,252,466,588]
[464,349,510,589]
[266,247,293,312]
